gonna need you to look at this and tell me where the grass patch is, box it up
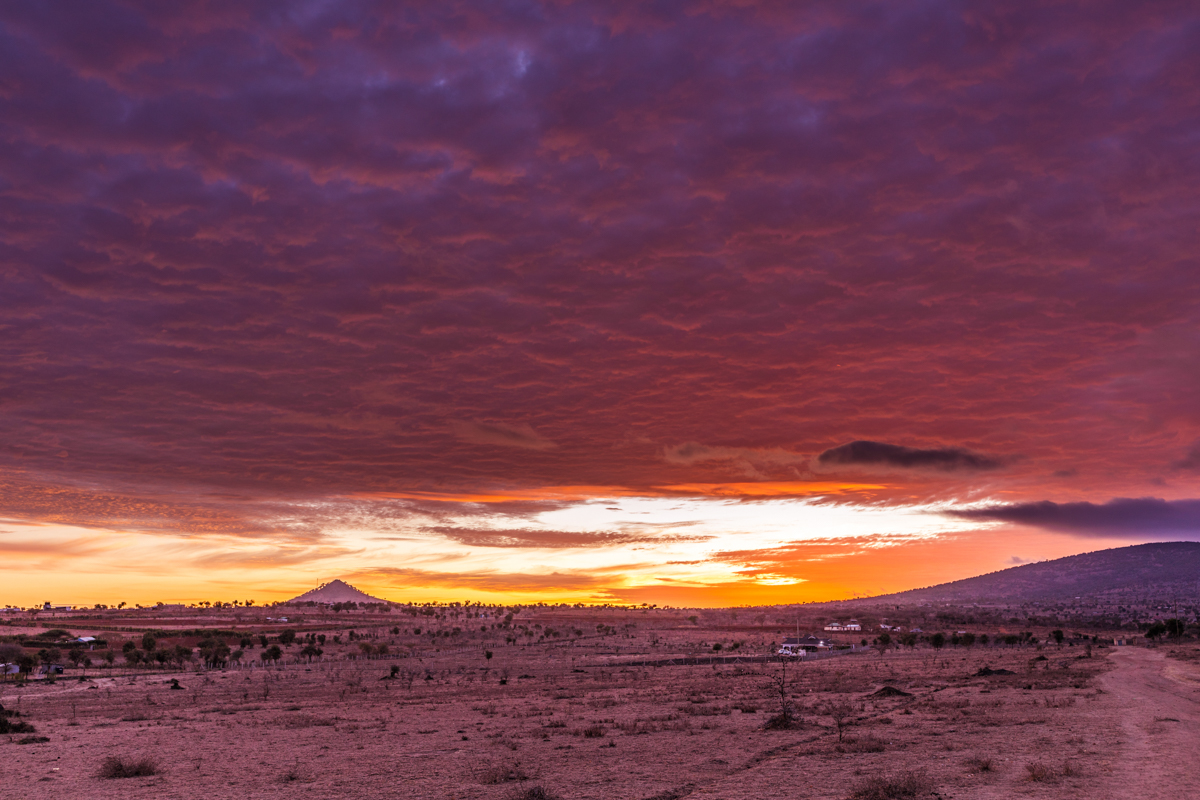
[17,735,50,744]
[848,770,936,799]
[478,760,529,784]
[507,785,561,800]
[1025,762,1056,782]
[98,755,159,779]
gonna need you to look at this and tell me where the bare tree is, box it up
[823,698,856,741]
[764,657,798,729]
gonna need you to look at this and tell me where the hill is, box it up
[286,579,387,605]
[872,541,1200,604]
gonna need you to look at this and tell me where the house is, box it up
[41,602,73,611]
[37,664,65,676]
[779,635,833,654]
[824,620,861,632]
[74,636,96,644]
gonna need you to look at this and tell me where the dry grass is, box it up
[98,755,159,779]
[1025,761,1056,782]
[965,756,995,773]
[478,760,530,784]
[848,769,936,799]
[507,784,561,800]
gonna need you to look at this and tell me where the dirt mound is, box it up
[872,686,912,697]
[976,667,1015,676]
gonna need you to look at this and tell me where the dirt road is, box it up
[1092,647,1200,800]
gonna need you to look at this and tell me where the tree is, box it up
[823,698,856,741]
[1146,622,1168,640]
[102,649,115,669]
[142,633,157,651]
[764,657,798,729]
[929,633,945,651]
[300,644,322,663]
[279,630,297,647]
[1165,619,1186,639]
[873,633,891,659]
[262,645,282,665]
[0,643,22,681]
[173,645,193,668]
[198,638,231,668]
[68,646,86,674]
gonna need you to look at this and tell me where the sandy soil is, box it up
[3,630,1197,799]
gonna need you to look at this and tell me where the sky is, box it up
[2,1,1199,607]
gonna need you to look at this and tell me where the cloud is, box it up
[425,526,710,549]
[0,0,1198,597]
[345,566,608,594]
[1173,443,1200,471]
[948,498,1200,538]
[451,421,558,451]
[817,441,1002,472]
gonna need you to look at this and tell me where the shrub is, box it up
[581,725,606,738]
[17,735,50,744]
[1025,762,1055,782]
[507,785,561,800]
[0,716,36,734]
[98,756,159,779]
[966,756,994,773]
[848,770,936,799]
[478,760,529,784]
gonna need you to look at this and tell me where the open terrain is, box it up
[4,605,1198,799]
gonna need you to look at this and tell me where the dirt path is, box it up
[1091,647,1200,800]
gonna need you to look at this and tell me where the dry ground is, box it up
[3,634,1198,799]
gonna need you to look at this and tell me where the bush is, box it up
[848,770,936,799]
[507,785,561,800]
[17,736,50,744]
[966,756,994,773]
[0,710,36,735]
[1025,762,1055,782]
[98,756,159,779]
[478,760,529,784]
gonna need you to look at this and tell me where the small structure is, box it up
[37,664,65,676]
[1,663,19,675]
[824,620,861,632]
[41,602,73,611]
[74,636,96,644]
[779,635,833,655]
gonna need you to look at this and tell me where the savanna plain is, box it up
[3,605,1199,800]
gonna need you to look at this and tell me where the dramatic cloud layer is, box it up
[2,1,1199,603]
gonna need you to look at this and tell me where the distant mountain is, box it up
[286,579,387,604]
[873,541,1200,604]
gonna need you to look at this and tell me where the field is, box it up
[2,607,1199,799]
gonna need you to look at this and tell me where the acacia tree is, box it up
[823,698,856,741]
[0,643,22,681]
[873,633,891,659]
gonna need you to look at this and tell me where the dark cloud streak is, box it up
[817,441,1002,472]
[948,498,1200,538]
